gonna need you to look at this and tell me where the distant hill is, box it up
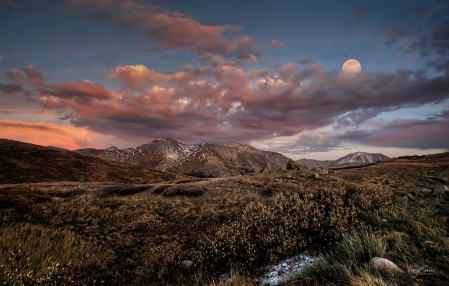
[0,139,184,184]
[77,138,291,178]
[296,152,390,169]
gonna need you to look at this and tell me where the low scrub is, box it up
[162,184,207,197]
[0,188,53,210]
[0,223,108,285]
[197,183,391,273]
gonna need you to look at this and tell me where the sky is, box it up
[0,0,448,160]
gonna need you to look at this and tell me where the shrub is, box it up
[198,183,391,273]
[128,213,162,232]
[136,241,185,282]
[162,184,207,197]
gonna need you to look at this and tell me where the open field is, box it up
[0,151,448,285]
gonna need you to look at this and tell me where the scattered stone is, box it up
[251,185,255,189]
[369,257,404,274]
[406,193,415,201]
[181,260,194,271]
[433,185,448,196]
[286,159,298,171]
[401,196,409,203]
[261,163,272,173]
[313,173,319,179]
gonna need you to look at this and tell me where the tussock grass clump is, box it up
[198,183,391,273]
[290,228,389,285]
[162,184,207,197]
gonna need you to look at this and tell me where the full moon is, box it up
[342,59,362,75]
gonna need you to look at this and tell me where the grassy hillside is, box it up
[0,139,185,184]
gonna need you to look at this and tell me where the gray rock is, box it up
[406,193,415,200]
[401,196,409,203]
[181,260,194,270]
[369,257,404,274]
[420,188,433,195]
[433,185,448,196]
[313,173,319,179]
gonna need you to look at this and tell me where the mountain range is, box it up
[76,138,291,178]
[296,152,390,169]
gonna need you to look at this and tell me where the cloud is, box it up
[269,40,285,46]
[0,83,26,95]
[40,81,113,102]
[287,132,346,154]
[0,0,13,12]
[299,57,314,65]
[352,4,372,21]
[64,0,259,58]
[0,118,121,150]
[2,58,449,151]
[336,110,449,150]
[5,64,45,85]
[107,65,189,90]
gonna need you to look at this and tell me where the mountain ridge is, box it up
[76,138,291,178]
[296,151,390,169]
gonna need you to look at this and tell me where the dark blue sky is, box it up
[0,0,448,159]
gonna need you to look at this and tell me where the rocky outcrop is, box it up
[261,163,272,173]
[286,159,298,170]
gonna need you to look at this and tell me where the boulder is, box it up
[286,159,298,170]
[369,257,404,274]
[261,163,272,173]
[313,173,320,179]
[433,185,448,196]
[181,260,194,271]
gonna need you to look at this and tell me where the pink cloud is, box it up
[269,40,285,46]
[65,0,259,58]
